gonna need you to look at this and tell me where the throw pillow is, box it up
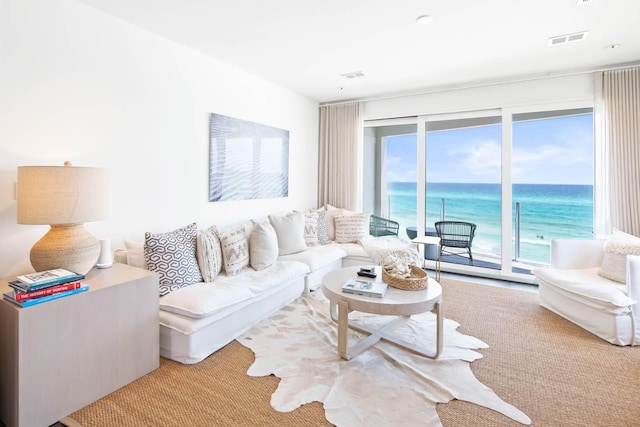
[249,221,279,270]
[325,208,346,241]
[144,223,202,297]
[316,209,330,245]
[196,226,223,282]
[334,212,371,243]
[598,230,640,283]
[218,222,251,275]
[269,211,307,255]
[124,239,146,269]
[303,210,319,247]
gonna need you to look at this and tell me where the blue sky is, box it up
[386,114,594,185]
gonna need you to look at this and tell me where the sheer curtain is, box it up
[594,67,640,236]
[317,102,362,211]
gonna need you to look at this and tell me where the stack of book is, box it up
[3,268,88,308]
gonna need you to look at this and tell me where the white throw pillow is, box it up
[249,221,279,270]
[196,226,223,282]
[144,223,203,297]
[598,229,640,284]
[269,211,307,255]
[124,239,146,269]
[218,222,251,275]
[334,213,371,243]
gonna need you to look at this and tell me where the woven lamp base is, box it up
[30,223,100,275]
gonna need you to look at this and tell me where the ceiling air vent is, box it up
[341,70,366,79]
[548,31,588,46]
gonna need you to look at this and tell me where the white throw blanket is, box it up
[357,235,422,267]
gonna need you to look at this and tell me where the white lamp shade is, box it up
[17,165,108,225]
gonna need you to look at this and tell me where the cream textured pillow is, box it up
[249,221,279,270]
[325,208,347,241]
[124,239,146,269]
[269,211,307,255]
[334,213,371,243]
[303,210,319,247]
[218,222,251,275]
[598,230,640,284]
[144,223,202,297]
[196,226,223,282]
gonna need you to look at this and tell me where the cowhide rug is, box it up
[237,291,531,427]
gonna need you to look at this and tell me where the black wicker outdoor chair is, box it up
[434,221,476,265]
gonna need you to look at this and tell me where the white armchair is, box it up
[532,238,640,346]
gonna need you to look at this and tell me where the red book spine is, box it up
[14,281,82,302]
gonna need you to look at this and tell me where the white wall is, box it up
[362,74,594,120]
[0,0,319,277]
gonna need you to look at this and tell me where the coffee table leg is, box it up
[337,300,349,360]
[329,300,443,360]
[432,301,443,359]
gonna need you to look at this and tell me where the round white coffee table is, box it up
[322,266,443,361]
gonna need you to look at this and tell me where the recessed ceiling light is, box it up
[605,43,621,50]
[416,15,434,25]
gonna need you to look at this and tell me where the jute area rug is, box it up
[69,278,640,426]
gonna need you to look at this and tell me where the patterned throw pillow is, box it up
[316,209,330,245]
[334,213,371,243]
[196,226,223,282]
[303,210,319,247]
[218,222,251,275]
[144,223,203,297]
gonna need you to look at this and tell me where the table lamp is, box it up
[17,162,108,275]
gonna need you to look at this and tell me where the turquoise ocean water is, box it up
[388,182,594,264]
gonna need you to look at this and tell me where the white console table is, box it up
[0,263,160,427]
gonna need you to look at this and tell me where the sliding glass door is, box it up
[363,105,594,281]
[425,114,502,269]
[511,108,594,270]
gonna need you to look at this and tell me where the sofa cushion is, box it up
[144,222,203,297]
[196,226,223,282]
[534,266,634,308]
[280,244,348,271]
[598,230,640,284]
[334,212,370,243]
[249,221,279,270]
[159,282,253,319]
[218,221,252,275]
[269,211,307,255]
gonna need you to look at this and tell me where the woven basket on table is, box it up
[382,265,429,291]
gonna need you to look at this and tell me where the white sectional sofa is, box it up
[116,208,418,364]
[533,234,640,346]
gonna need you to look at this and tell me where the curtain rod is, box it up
[319,61,640,107]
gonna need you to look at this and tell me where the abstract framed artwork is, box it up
[209,113,289,202]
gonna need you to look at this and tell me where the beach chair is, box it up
[434,221,476,265]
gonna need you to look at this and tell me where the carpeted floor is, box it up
[69,279,640,426]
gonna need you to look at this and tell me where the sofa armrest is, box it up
[550,238,605,269]
[627,255,640,304]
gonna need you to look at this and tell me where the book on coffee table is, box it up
[342,279,388,298]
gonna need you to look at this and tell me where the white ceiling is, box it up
[76,0,640,103]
